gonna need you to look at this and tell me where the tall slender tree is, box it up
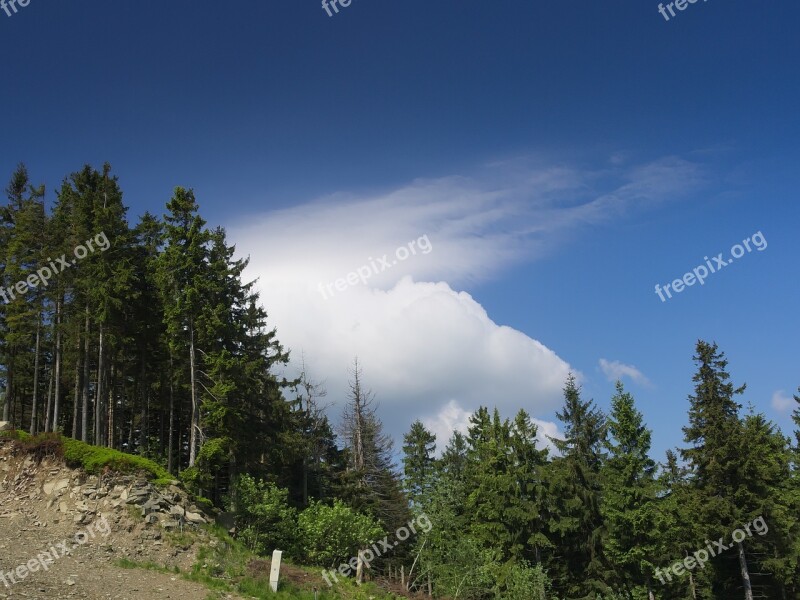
[546,373,608,599]
[601,381,658,599]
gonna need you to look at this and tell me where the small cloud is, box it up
[423,400,473,452]
[599,358,651,387]
[531,418,563,455]
[771,390,795,413]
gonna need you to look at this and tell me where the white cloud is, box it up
[531,418,564,455]
[423,400,473,451]
[599,358,651,387]
[771,390,795,413]
[227,156,699,444]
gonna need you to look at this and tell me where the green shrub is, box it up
[233,475,299,557]
[498,561,550,600]
[296,499,384,568]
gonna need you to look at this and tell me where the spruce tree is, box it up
[546,373,608,599]
[601,381,658,599]
[402,419,437,506]
[681,340,752,599]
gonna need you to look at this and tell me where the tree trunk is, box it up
[29,317,41,435]
[52,296,62,431]
[106,363,115,449]
[81,306,90,443]
[94,323,104,445]
[44,364,54,433]
[3,365,13,422]
[737,541,754,600]
[302,454,309,507]
[167,352,175,473]
[1,390,7,422]
[71,335,81,439]
[228,450,238,512]
[189,323,199,467]
[138,355,147,453]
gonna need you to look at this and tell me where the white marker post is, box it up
[270,550,283,592]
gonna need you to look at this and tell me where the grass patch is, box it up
[114,522,403,599]
[62,436,173,485]
[0,429,32,441]
[166,530,196,549]
[114,558,179,574]
[185,525,402,599]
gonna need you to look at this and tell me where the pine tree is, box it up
[402,419,436,506]
[681,340,751,599]
[440,429,468,479]
[737,410,799,598]
[546,373,608,599]
[601,381,658,599]
[339,358,407,530]
[508,409,550,566]
[653,449,707,599]
[289,356,340,506]
[0,165,46,428]
[157,187,211,470]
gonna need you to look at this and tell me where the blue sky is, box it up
[2,1,798,460]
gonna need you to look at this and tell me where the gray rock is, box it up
[185,511,205,524]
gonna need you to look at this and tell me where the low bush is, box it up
[233,475,299,557]
[296,499,384,568]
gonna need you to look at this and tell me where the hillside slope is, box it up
[0,435,241,600]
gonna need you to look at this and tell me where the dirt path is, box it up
[0,515,236,599]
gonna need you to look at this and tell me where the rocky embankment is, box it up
[0,437,238,599]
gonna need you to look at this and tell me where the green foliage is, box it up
[232,475,298,557]
[498,561,550,600]
[546,373,608,599]
[600,381,659,594]
[62,436,172,485]
[297,499,384,567]
[402,419,436,505]
[0,428,32,441]
[3,432,171,484]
